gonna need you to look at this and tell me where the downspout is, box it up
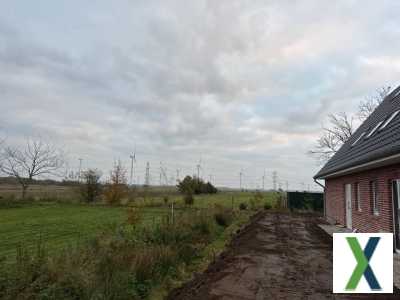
[314,178,326,217]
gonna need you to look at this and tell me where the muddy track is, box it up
[167,212,399,300]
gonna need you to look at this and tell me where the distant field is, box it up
[0,184,80,201]
[0,188,278,261]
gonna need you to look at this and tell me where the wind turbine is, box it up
[160,162,168,186]
[129,147,136,186]
[196,157,203,180]
[240,169,243,190]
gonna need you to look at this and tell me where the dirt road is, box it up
[167,212,399,300]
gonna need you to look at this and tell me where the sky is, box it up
[1,0,400,190]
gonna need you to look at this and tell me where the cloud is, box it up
[1,0,400,189]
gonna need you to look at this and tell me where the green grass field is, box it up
[0,190,278,261]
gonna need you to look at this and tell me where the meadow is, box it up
[0,185,279,263]
[0,184,281,299]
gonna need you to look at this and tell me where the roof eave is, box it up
[314,152,400,180]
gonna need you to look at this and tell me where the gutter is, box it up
[314,178,326,218]
[314,178,325,190]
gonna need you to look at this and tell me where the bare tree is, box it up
[104,160,128,205]
[358,86,391,121]
[309,112,355,163]
[0,137,65,199]
[310,86,392,164]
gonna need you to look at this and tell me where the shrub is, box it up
[163,196,169,205]
[214,209,233,227]
[184,194,194,206]
[104,160,128,205]
[249,191,264,210]
[264,202,272,210]
[249,198,257,210]
[254,191,264,201]
[80,169,102,202]
[104,184,128,205]
[191,214,214,236]
[239,202,247,210]
[177,176,218,195]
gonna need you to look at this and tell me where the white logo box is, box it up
[333,233,393,294]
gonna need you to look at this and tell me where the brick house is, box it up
[314,86,400,250]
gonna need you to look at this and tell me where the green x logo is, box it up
[346,237,381,291]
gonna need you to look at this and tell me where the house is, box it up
[314,86,400,250]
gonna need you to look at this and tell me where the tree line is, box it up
[177,175,218,195]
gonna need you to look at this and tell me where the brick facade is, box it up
[325,163,400,233]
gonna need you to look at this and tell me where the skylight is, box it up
[380,110,400,130]
[351,132,366,146]
[366,121,383,138]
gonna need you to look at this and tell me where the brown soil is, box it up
[167,212,400,300]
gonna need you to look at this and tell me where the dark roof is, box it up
[314,86,400,179]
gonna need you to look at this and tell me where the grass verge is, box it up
[148,209,255,299]
[0,207,255,299]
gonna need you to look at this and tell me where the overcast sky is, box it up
[1,1,400,190]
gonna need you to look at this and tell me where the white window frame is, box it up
[380,110,400,130]
[355,182,361,212]
[366,121,383,138]
[351,132,366,146]
[371,180,379,215]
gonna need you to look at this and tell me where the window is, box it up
[366,121,383,138]
[351,132,366,146]
[354,182,361,211]
[380,110,400,130]
[371,181,379,215]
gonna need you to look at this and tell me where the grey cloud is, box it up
[1,1,400,189]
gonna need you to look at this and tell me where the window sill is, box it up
[373,211,380,216]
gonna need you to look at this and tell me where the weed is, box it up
[126,207,142,227]
[239,202,247,210]
[264,202,272,210]
[184,194,194,206]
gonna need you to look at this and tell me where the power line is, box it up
[262,169,265,191]
[145,162,150,186]
[129,152,135,186]
[78,158,83,183]
[272,171,277,191]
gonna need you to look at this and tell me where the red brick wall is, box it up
[325,163,400,233]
